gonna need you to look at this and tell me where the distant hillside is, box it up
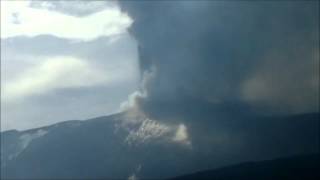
[1,112,319,179]
[171,153,320,180]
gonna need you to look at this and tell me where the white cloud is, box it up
[119,111,192,147]
[2,56,117,102]
[119,66,156,112]
[125,118,171,146]
[128,174,138,180]
[20,129,48,150]
[30,0,118,16]
[1,0,132,41]
[120,91,145,112]
[173,123,191,146]
[7,129,49,161]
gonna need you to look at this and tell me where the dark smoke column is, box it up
[119,1,319,121]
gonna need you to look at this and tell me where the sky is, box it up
[1,0,319,131]
[1,0,140,131]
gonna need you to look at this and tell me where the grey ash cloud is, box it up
[119,1,319,120]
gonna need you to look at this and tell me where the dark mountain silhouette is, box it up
[170,153,320,180]
[1,112,319,179]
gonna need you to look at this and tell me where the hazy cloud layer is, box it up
[119,1,319,119]
[3,56,107,102]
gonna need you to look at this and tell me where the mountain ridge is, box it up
[1,112,319,179]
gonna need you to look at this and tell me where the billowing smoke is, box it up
[119,1,319,121]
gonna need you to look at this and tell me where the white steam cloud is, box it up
[1,0,132,41]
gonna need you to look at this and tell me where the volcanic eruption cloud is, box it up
[119,1,319,121]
